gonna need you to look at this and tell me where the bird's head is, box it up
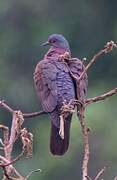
[41,34,70,51]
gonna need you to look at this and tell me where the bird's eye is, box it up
[49,39,56,44]
[52,40,56,43]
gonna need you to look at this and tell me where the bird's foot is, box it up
[61,100,75,114]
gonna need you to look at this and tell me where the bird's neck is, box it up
[44,47,70,59]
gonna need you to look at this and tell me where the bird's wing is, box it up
[34,59,58,112]
[68,58,88,101]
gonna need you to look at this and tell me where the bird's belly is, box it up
[56,71,75,105]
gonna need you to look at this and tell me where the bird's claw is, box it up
[61,99,84,114]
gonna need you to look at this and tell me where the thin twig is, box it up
[25,169,42,179]
[0,100,46,118]
[78,49,105,83]
[94,167,106,180]
[85,176,92,180]
[2,150,25,167]
[23,110,46,118]
[85,88,117,106]
[0,100,14,114]
[78,41,117,83]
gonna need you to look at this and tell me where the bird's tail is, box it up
[50,114,72,156]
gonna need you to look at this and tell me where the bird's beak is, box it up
[41,41,50,46]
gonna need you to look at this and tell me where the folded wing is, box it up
[34,59,58,113]
[68,58,88,101]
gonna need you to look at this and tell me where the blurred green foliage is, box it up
[0,0,117,179]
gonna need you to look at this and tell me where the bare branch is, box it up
[0,100,46,118]
[0,100,14,114]
[85,176,92,180]
[23,110,46,118]
[0,155,24,180]
[0,111,26,179]
[78,41,117,83]
[2,150,25,167]
[94,167,106,180]
[85,88,117,106]
[3,167,13,180]
[25,169,42,180]
[5,111,24,160]
[0,155,10,164]
[79,106,90,180]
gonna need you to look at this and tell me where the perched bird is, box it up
[34,34,87,155]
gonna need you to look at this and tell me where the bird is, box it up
[34,34,88,155]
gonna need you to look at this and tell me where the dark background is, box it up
[0,0,117,179]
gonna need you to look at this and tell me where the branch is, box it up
[94,167,106,180]
[4,111,24,161]
[3,168,13,180]
[79,106,90,180]
[23,110,46,118]
[25,169,42,179]
[0,100,44,178]
[85,87,117,106]
[74,41,117,180]
[78,41,117,83]
[0,155,10,164]
[85,176,92,180]
[2,150,25,167]
[0,100,14,114]
[0,100,46,118]
[0,155,23,180]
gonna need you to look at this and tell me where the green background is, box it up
[0,0,117,179]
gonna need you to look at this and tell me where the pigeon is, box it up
[34,34,87,155]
